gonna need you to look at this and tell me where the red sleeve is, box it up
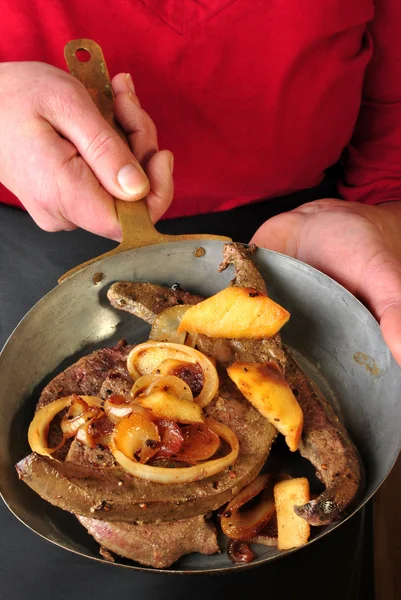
[339,0,401,205]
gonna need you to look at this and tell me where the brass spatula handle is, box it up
[64,39,164,250]
[59,39,230,283]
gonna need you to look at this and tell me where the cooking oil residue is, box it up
[353,352,381,377]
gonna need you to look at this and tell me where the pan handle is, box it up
[59,40,230,283]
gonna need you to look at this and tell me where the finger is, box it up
[112,73,159,165]
[358,248,401,364]
[250,211,306,257]
[380,303,401,366]
[38,77,150,201]
[252,208,401,367]
[19,122,122,240]
[112,73,141,106]
[145,150,174,223]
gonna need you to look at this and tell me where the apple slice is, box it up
[227,361,303,451]
[177,286,290,339]
[274,478,311,550]
[138,390,205,424]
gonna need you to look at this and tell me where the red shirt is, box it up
[0,0,400,218]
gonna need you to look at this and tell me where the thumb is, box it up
[40,79,150,201]
[250,211,306,257]
[251,206,401,367]
[360,249,401,365]
[380,303,401,365]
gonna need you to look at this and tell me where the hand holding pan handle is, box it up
[59,39,231,283]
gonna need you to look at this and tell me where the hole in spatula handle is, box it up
[75,48,91,62]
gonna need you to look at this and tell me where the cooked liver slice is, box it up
[77,514,219,569]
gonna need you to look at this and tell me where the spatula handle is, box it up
[59,39,230,282]
[64,39,165,248]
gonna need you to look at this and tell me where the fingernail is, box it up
[117,163,148,196]
[125,73,135,94]
[169,154,174,174]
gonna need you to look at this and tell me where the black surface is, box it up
[0,177,374,599]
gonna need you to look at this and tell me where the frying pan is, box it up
[0,40,400,574]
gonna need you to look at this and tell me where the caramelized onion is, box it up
[113,412,161,464]
[127,342,218,408]
[127,342,196,380]
[227,540,255,564]
[150,358,190,377]
[185,332,198,348]
[76,410,107,448]
[65,395,88,417]
[153,360,204,399]
[61,406,100,439]
[109,418,239,483]
[153,419,184,459]
[149,305,191,344]
[104,394,145,423]
[60,395,99,438]
[87,414,115,447]
[146,375,193,402]
[130,375,154,400]
[221,474,275,540]
[28,395,103,457]
[251,512,278,547]
[176,423,220,462]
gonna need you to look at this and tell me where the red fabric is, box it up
[338,0,401,204]
[0,0,399,218]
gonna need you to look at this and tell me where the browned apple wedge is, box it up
[274,477,311,550]
[227,362,303,451]
[138,390,205,424]
[177,286,290,339]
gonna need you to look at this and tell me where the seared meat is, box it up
[219,244,364,524]
[108,242,364,526]
[219,243,267,293]
[107,282,203,324]
[99,371,133,399]
[16,241,364,570]
[77,514,219,568]
[285,354,364,525]
[36,340,132,411]
[213,243,286,368]
[16,324,275,566]
[194,336,286,371]
[107,286,286,370]
[17,361,276,522]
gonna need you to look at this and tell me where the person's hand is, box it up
[0,62,174,240]
[251,198,401,366]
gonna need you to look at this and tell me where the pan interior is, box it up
[0,241,400,573]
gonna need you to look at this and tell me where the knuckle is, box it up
[34,218,61,233]
[55,153,103,217]
[141,110,157,139]
[156,178,174,204]
[57,153,99,197]
[85,130,121,163]
[29,202,63,232]
[34,154,93,227]
[126,103,157,139]
[38,78,77,109]
[38,77,87,123]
